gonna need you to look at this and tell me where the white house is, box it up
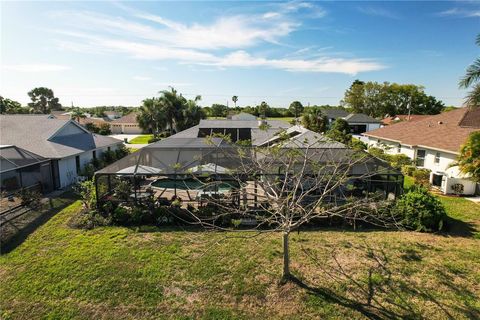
[0,115,123,189]
[363,108,480,195]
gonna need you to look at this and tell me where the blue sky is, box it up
[1,1,479,108]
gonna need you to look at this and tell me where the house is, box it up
[343,113,382,134]
[170,116,290,144]
[363,107,480,195]
[110,112,144,134]
[381,114,430,126]
[0,115,123,189]
[321,109,381,134]
[104,111,122,120]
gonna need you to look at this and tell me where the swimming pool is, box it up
[150,178,239,192]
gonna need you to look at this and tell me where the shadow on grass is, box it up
[291,244,479,320]
[1,192,77,254]
[442,216,478,238]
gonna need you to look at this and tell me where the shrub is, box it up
[393,187,446,232]
[114,180,132,201]
[401,165,416,176]
[413,168,431,187]
[389,154,412,169]
[112,206,129,224]
[451,183,464,196]
[69,209,111,230]
[98,123,112,135]
[349,138,367,151]
[368,147,390,161]
[148,137,161,144]
[73,180,97,210]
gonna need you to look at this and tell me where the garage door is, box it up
[122,125,143,134]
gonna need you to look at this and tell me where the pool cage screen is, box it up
[94,137,404,210]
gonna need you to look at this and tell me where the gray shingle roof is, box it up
[322,109,349,119]
[344,113,381,123]
[198,119,288,129]
[0,115,122,159]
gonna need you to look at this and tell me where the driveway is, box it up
[109,134,142,143]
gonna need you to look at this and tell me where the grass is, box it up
[129,134,153,144]
[1,195,479,319]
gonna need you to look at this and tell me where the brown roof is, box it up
[111,112,138,124]
[364,108,480,153]
[459,107,480,128]
[381,114,430,125]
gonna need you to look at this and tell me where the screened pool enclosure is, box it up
[94,137,404,210]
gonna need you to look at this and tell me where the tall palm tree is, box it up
[158,87,188,133]
[178,95,205,131]
[70,107,86,123]
[459,34,480,108]
[232,95,238,108]
[137,98,166,137]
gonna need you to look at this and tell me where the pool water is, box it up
[151,178,239,192]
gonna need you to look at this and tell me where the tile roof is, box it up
[198,119,289,129]
[111,112,139,124]
[459,107,480,128]
[0,115,122,158]
[363,108,480,153]
[322,109,349,119]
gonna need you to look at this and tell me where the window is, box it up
[435,152,440,164]
[397,144,401,153]
[107,147,111,152]
[93,150,96,159]
[75,156,81,174]
[416,149,426,167]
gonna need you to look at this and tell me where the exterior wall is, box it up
[57,144,121,188]
[367,137,477,195]
[110,123,143,134]
[367,123,381,132]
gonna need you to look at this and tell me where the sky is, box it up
[1,1,479,108]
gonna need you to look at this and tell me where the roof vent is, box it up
[438,121,443,125]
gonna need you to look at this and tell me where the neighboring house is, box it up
[0,115,122,189]
[171,116,290,144]
[381,114,430,126]
[321,109,381,134]
[0,145,54,193]
[110,112,143,134]
[363,108,480,195]
[343,113,382,134]
[104,111,122,120]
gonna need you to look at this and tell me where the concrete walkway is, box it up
[109,134,142,143]
[465,196,480,204]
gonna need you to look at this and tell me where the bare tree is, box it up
[176,133,401,281]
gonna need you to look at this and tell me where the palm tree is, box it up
[178,95,205,131]
[459,34,480,108]
[232,95,238,108]
[302,108,327,133]
[137,98,166,137]
[158,87,187,133]
[70,107,86,123]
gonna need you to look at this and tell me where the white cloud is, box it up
[357,7,400,19]
[133,76,151,81]
[437,8,480,18]
[207,51,385,75]
[2,64,71,72]
[48,5,385,75]
[154,82,193,87]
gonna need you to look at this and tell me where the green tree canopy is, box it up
[257,101,270,117]
[137,98,166,137]
[209,104,228,117]
[301,107,327,133]
[27,87,62,114]
[342,81,444,117]
[459,34,480,108]
[326,118,352,145]
[0,96,28,114]
[288,101,304,119]
[455,131,480,182]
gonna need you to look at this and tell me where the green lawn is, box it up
[1,196,479,319]
[129,134,153,144]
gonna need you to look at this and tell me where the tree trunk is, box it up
[282,231,290,281]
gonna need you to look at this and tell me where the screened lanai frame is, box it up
[94,137,404,208]
[0,145,54,194]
